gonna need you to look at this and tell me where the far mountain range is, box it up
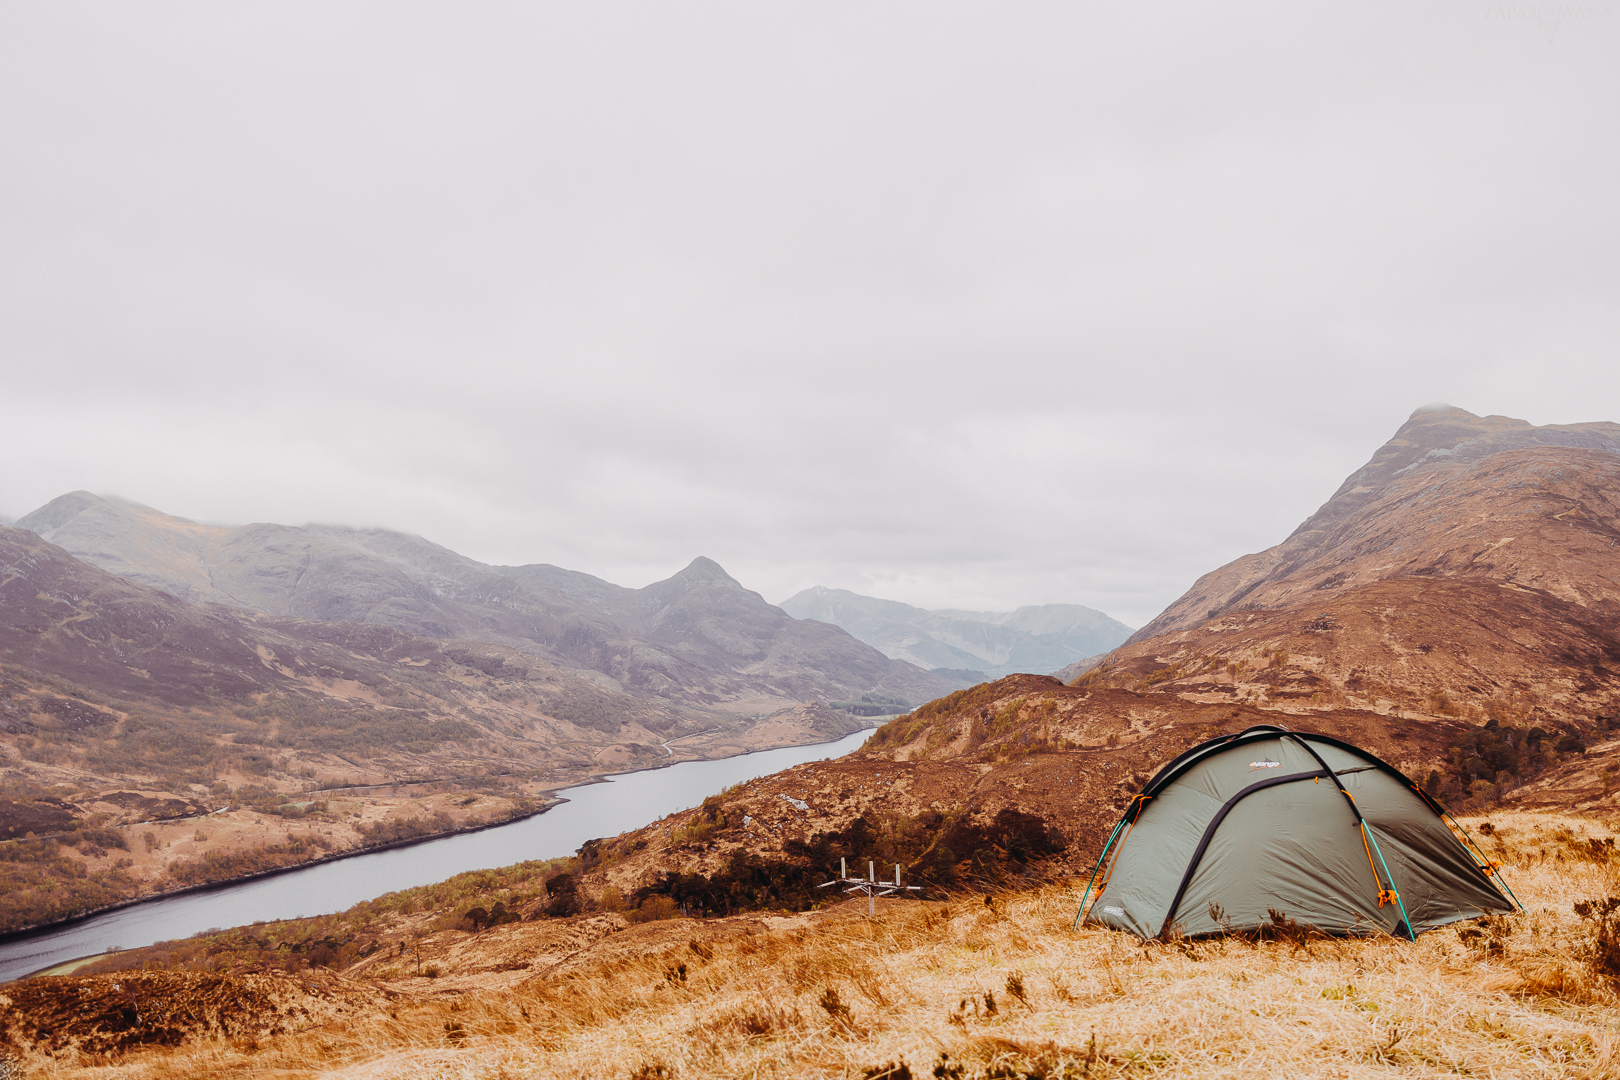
[11,492,971,724]
[777,587,1132,680]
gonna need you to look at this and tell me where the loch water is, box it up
[0,728,873,982]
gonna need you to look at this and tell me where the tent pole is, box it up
[1279,732,1423,940]
[1443,811,1525,912]
[1361,822,1415,941]
[1073,815,1131,930]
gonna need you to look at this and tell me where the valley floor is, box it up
[3,810,1619,1079]
[0,712,877,938]
[0,786,549,939]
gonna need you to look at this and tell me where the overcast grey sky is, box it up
[2,2,1616,627]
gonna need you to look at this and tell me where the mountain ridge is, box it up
[1127,405,1620,644]
[777,585,1132,679]
[1073,406,1620,809]
[17,493,963,714]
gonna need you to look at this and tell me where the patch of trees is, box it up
[165,833,337,887]
[830,694,913,717]
[55,826,129,856]
[0,837,132,934]
[441,648,514,678]
[231,785,329,819]
[1425,718,1594,808]
[274,704,477,754]
[460,898,524,930]
[540,688,629,733]
[624,806,1067,918]
[355,811,456,847]
[538,870,582,917]
[79,715,228,787]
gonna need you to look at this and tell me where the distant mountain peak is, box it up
[1410,401,1464,417]
[779,587,1132,679]
[1302,406,1620,532]
[674,556,741,586]
[19,490,131,534]
[1127,405,1620,644]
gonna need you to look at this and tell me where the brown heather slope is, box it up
[1082,405,1620,806]
[1128,405,1620,643]
[5,810,1620,1079]
[553,676,1478,918]
[0,526,869,934]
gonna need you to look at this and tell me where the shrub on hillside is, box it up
[1573,896,1620,991]
[355,811,455,847]
[628,895,678,923]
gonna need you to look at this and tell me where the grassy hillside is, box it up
[2,810,1617,1078]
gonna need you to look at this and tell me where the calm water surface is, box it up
[0,728,873,982]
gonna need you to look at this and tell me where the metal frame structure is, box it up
[819,858,920,915]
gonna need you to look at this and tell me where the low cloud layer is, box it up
[3,3,1616,626]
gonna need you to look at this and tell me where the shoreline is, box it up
[0,799,554,953]
[0,725,877,973]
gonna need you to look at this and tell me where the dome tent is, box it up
[1076,725,1519,940]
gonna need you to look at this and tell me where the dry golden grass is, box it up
[22,811,1620,1080]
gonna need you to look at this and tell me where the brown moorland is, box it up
[561,677,1503,920]
[6,405,1620,1075]
[0,524,879,934]
[1078,406,1620,804]
[1,809,1616,1079]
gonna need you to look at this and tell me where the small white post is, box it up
[841,857,847,880]
[869,861,876,917]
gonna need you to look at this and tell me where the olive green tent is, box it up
[1076,725,1519,940]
